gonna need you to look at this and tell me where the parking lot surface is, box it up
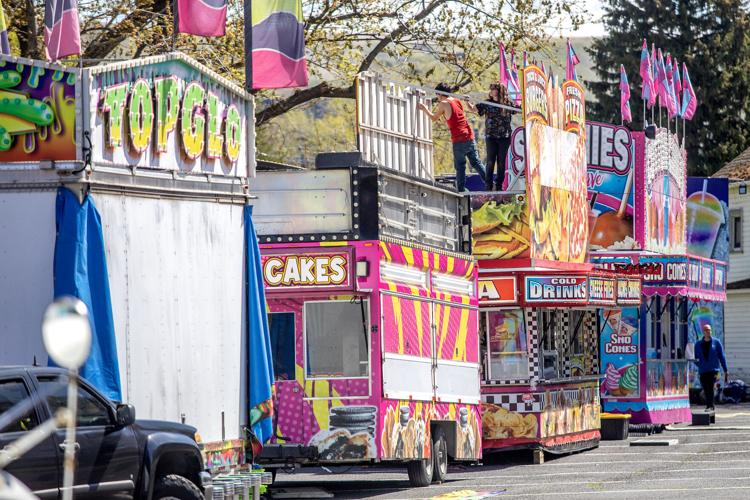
[271,404,750,499]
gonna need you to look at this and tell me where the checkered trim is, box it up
[584,311,598,375]
[561,310,571,378]
[483,379,531,386]
[526,308,541,382]
[482,393,543,413]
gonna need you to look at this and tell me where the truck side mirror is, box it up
[116,404,136,427]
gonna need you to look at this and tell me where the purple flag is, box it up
[651,43,660,104]
[665,54,679,118]
[44,0,81,61]
[672,58,682,116]
[178,0,227,37]
[682,63,697,120]
[620,64,632,123]
[499,43,509,88]
[639,39,655,108]
[566,39,580,81]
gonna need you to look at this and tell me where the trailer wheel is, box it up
[431,428,448,484]
[406,454,433,487]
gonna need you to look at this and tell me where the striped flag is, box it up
[251,0,308,89]
[44,0,81,61]
[620,64,632,123]
[177,0,227,37]
[566,39,580,81]
[499,42,509,89]
[639,39,655,108]
[0,0,9,55]
[681,63,697,120]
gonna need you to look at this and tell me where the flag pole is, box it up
[172,0,177,51]
[244,0,253,93]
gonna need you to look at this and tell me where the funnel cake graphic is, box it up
[0,70,55,151]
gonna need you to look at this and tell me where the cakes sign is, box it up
[262,252,351,291]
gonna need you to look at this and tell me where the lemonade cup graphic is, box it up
[687,179,725,258]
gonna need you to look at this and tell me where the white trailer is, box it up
[0,53,259,468]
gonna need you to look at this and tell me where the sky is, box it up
[556,0,606,38]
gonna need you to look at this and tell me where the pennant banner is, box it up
[177,0,227,37]
[566,39,580,81]
[44,0,82,61]
[620,64,632,123]
[251,0,308,89]
[682,63,697,120]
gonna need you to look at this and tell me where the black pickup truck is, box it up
[0,366,211,499]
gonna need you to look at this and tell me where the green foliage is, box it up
[588,0,750,174]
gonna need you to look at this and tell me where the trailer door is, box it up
[433,302,480,404]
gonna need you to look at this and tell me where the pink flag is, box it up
[620,64,632,123]
[177,0,227,37]
[509,48,522,105]
[665,54,679,118]
[499,43,509,88]
[651,43,660,104]
[639,39,656,108]
[681,63,697,120]
[44,0,81,61]
[566,39,580,81]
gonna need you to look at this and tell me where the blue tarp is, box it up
[245,205,274,444]
[53,187,122,401]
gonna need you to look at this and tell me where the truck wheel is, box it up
[407,455,434,487]
[432,428,448,484]
[153,474,203,500]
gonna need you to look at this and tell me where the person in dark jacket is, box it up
[476,84,516,191]
[693,324,728,410]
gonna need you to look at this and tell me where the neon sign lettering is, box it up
[99,77,243,163]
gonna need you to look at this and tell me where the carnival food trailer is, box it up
[593,252,727,423]
[477,264,641,454]
[0,53,265,470]
[252,71,482,487]
[589,126,729,424]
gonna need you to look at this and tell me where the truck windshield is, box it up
[304,300,369,378]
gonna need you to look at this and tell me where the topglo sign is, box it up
[524,276,588,304]
[89,54,252,177]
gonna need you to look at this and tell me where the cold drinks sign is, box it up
[89,53,252,177]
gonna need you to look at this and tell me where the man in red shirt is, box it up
[417,83,487,192]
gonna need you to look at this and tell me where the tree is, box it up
[588,0,750,174]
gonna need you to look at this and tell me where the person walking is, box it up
[417,83,486,192]
[477,84,516,191]
[693,324,728,410]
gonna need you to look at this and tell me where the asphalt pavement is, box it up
[270,404,750,499]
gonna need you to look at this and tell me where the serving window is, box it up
[304,299,370,378]
[486,309,529,380]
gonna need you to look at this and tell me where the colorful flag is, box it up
[251,0,308,89]
[44,0,82,61]
[639,39,655,107]
[177,0,227,37]
[665,54,679,118]
[0,0,9,55]
[523,51,528,68]
[681,63,697,120]
[620,64,632,123]
[509,48,522,105]
[566,39,580,81]
[499,42,509,88]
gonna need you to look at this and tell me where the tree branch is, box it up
[255,82,356,127]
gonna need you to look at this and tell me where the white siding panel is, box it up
[728,184,750,282]
[97,194,245,443]
[0,192,55,366]
[725,290,750,380]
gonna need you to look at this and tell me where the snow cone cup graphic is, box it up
[618,364,638,396]
[687,180,725,258]
[604,363,622,396]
